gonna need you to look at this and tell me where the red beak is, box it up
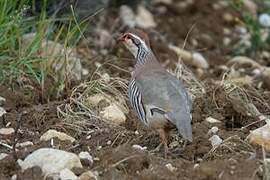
[117,34,125,42]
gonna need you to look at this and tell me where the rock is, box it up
[243,0,257,16]
[208,126,219,134]
[79,171,98,180]
[168,44,209,69]
[79,152,93,166]
[209,135,223,147]
[132,144,147,151]
[100,103,126,125]
[82,68,89,76]
[0,128,14,135]
[165,163,177,172]
[22,33,82,82]
[223,37,231,46]
[119,5,136,28]
[135,5,156,29]
[0,96,6,106]
[86,93,128,125]
[40,129,75,143]
[15,141,34,148]
[227,56,261,69]
[152,0,172,5]
[18,148,82,178]
[59,168,78,180]
[0,153,8,160]
[259,14,270,27]
[223,13,234,22]
[0,107,6,117]
[205,117,221,124]
[11,174,17,180]
[248,123,270,151]
[192,53,209,69]
[262,67,270,88]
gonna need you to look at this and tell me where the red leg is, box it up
[157,128,169,159]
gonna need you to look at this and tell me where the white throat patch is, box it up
[124,34,149,58]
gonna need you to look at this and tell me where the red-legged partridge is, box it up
[118,29,192,158]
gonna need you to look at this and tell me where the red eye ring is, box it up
[118,33,131,42]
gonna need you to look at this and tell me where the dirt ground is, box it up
[1,0,270,179]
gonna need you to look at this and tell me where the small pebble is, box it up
[132,144,147,151]
[97,146,102,150]
[106,140,112,145]
[165,163,177,172]
[193,163,200,169]
[208,126,219,134]
[0,153,8,160]
[79,151,93,165]
[15,141,33,148]
[259,14,270,27]
[0,107,6,117]
[11,174,17,180]
[209,135,223,147]
[205,117,221,124]
[0,128,14,135]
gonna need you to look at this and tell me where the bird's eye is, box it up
[133,38,140,46]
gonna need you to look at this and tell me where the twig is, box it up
[110,155,139,168]
[12,111,25,160]
[0,141,13,150]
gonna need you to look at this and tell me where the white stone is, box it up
[205,117,221,124]
[79,171,98,180]
[235,26,248,35]
[252,69,261,76]
[40,129,75,143]
[248,123,270,151]
[18,148,82,176]
[259,14,270,27]
[223,37,231,46]
[0,128,14,135]
[101,103,126,125]
[193,163,199,169]
[208,126,219,134]
[165,163,177,172]
[0,96,6,106]
[11,174,17,180]
[107,140,112,145]
[243,0,257,15]
[0,107,6,117]
[0,153,8,160]
[59,168,78,180]
[120,5,136,28]
[132,144,147,151]
[82,68,89,76]
[209,135,223,147]
[192,53,209,69]
[15,141,34,148]
[135,5,156,29]
[79,151,93,165]
[168,45,208,69]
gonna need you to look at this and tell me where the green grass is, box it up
[230,0,270,55]
[0,0,87,85]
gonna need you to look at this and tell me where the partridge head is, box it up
[119,29,193,158]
